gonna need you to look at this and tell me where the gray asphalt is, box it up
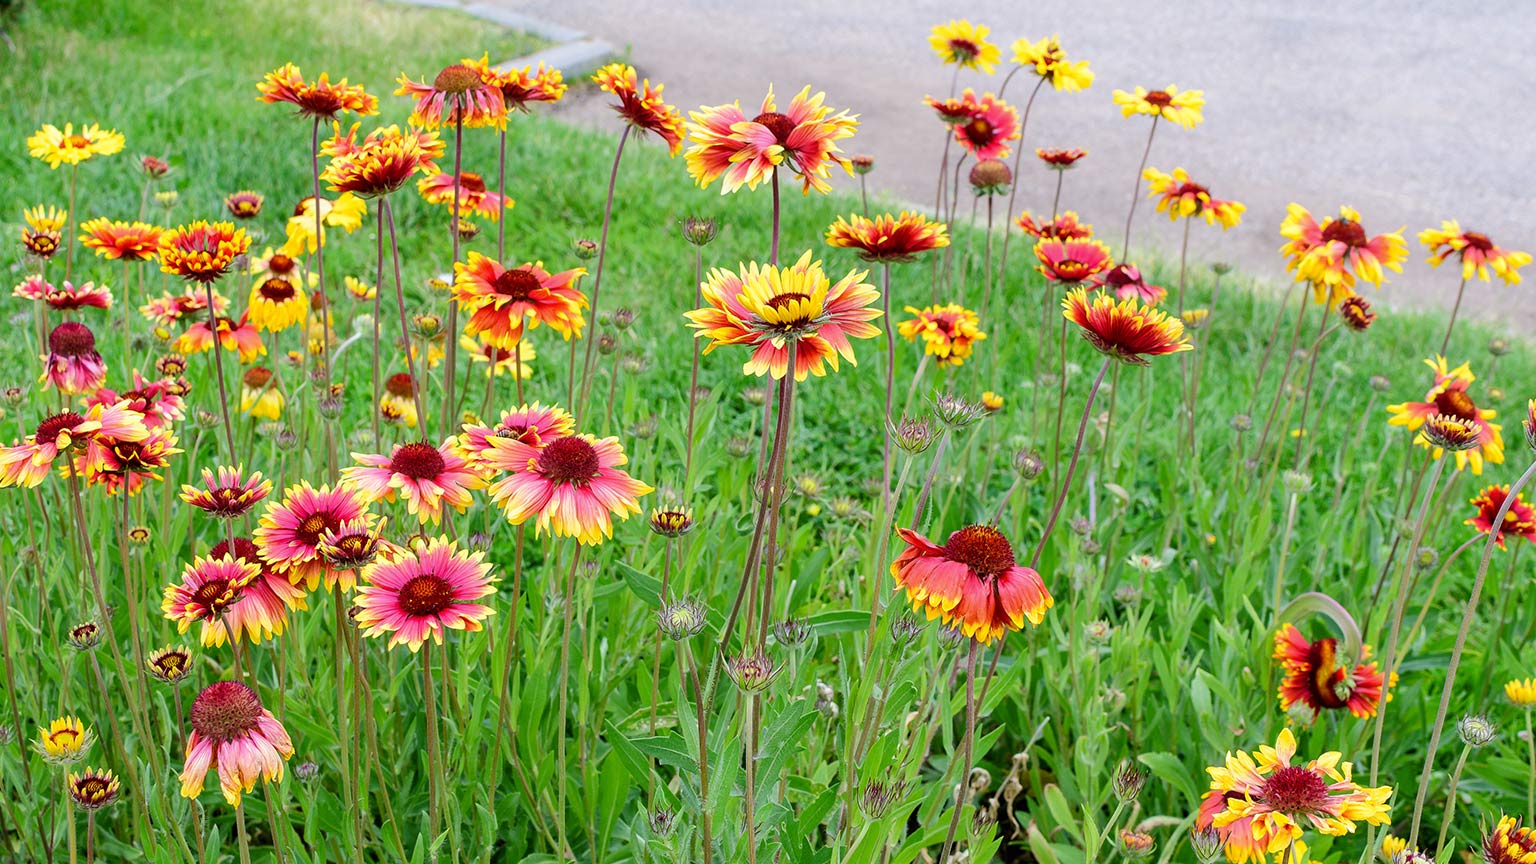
[497,0,1536,331]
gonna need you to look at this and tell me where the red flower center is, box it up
[36,411,86,444]
[266,254,294,274]
[392,441,446,480]
[66,135,91,149]
[1142,90,1173,107]
[1320,219,1367,248]
[764,291,812,312]
[243,366,273,388]
[458,172,487,194]
[962,117,995,147]
[297,512,341,546]
[1462,231,1493,252]
[1258,765,1329,815]
[494,268,543,300]
[944,524,1016,578]
[433,64,482,95]
[1304,637,1349,709]
[211,537,262,564]
[398,574,455,616]
[946,38,979,59]
[258,278,297,302]
[190,681,263,742]
[49,322,97,356]
[752,111,797,145]
[190,579,232,610]
[384,373,416,397]
[537,436,602,484]
[1434,388,1479,423]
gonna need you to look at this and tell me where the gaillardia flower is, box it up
[1339,295,1376,331]
[1010,36,1094,91]
[930,19,1000,72]
[951,89,1019,161]
[159,221,251,284]
[226,191,264,219]
[1273,624,1387,721]
[487,60,567,112]
[239,367,284,421]
[395,61,505,129]
[36,716,93,765]
[1386,355,1503,474]
[258,64,378,119]
[1280,204,1408,307]
[1035,237,1113,283]
[686,85,858,195]
[890,524,1052,644]
[1112,86,1205,129]
[341,438,484,525]
[27,123,125,168]
[416,171,509,221]
[486,433,653,544]
[355,537,495,651]
[67,768,122,811]
[248,276,307,332]
[1143,167,1244,229]
[175,313,265,363]
[1037,148,1088,169]
[40,280,113,312]
[825,211,950,262]
[1017,211,1093,241]
[180,681,294,805]
[280,193,366,257]
[161,554,262,636]
[455,402,575,470]
[452,253,588,347]
[1063,287,1193,366]
[1506,680,1536,707]
[592,63,686,155]
[79,218,164,262]
[42,322,107,394]
[1465,485,1536,549]
[0,402,148,489]
[1196,729,1392,864]
[181,465,272,519]
[1419,221,1530,285]
[1092,263,1166,305]
[322,124,443,198]
[898,304,987,367]
[254,482,371,590]
[1484,815,1536,864]
[685,250,882,381]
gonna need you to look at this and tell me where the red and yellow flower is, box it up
[455,402,575,471]
[1273,624,1387,721]
[1419,221,1530,285]
[486,60,567,112]
[395,61,505,129]
[1035,237,1112,283]
[27,123,125,169]
[181,465,272,519]
[41,322,107,394]
[239,367,284,421]
[321,124,443,198]
[41,280,113,312]
[1037,148,1087,169]
[162,553,263,637]
[686,250,882,381]
[417,171,510,221]
[485,433,652,545]
[0,402,148,489]
[897,304,986,367]
[79,218,164,262]
[1112,86,1205,129]
[175,313,265,363]
[1386,355,1503,474]
[1017,211,1093,241]
[254,482,371,591]
[1010,36,1094,91]
[686,85,858,195]
[1143,167,1244,229]
[452,253,587,348]
[891,524,1052,644]
[1063,287,1192,366]
[159,221,251,284]
[929,20,1001,73]
[1280,204,1407,307]
[257,64,378,119]
[950,89,1019,161]
[825,212,950,262]
[591,63,685,155]
[1466,485,1536,549]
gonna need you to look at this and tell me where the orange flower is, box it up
[825,212,949,262]
[591,63,685,155]
[322,124,443,198]
[175,313,265,363]
[159,221,251,284]
[452,252,588,347]
[416,172,510,221]
[1419,221,1530,285]
[1062,287,1192,365]
[1034,237,1112,283]
[394,61,505,129]
[1016,211,1093,241]
[686,85,858,194]
[486,61,567,112]
[1037,148,1087,169]
[79,219,163,262]
[1273,624,1387,721]
[257,64,378,119]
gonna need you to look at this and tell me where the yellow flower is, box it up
[279,193,367,257]
[240,367,284,420]
[929,20,1001,73]
[1143,167,1244,229]
[1419,220,1531,285]
[981,391,1004,412]
[1112,86,1204,129]
[1506,678,1536,706]
[1010,35,1094,92]
[27,123,125,169]
[36,716,93,765]
[345,276,376,300]
[23,204,68,233]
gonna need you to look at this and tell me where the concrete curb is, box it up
[383,0,616,77]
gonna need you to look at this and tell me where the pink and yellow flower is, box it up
[41,322,107,394]
[951,89,1019,161]
[162,553,263,636]
[455,402,575,471]
[85,372,185,430]
[891,524,1052,644]
[181,465,272,519]
[180,681,294,805]
[686,85,859,195]
[0,402,149,489]
[1386,355,1503,474]
[486,433,652,544]
[452,253,587,347]
[341,439,484,525]
[199,539,308,646]
[254,482,371,591]
[41,280,113,312]
[1419,221,1530,285]
[1016,211,1093,241]
[1035,237,1112,283]
[1092,263,1166,305]
[175,313,265,363]
[355,537,495,651]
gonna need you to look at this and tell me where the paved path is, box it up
[500,0,1536,331]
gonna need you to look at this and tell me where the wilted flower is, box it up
[892,415,938,453]
[648,807,677,838]
[1120,830,1155,859]
[861,778,908,819]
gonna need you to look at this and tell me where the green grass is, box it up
[3,0,1536,862]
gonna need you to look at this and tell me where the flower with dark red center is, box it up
[1037,148,1087,169]
[890,524,1052,644]
[162,553,262,638]
[147,645,193,685]
[0,401,148,489]
[1485,816,1536,864]
[257,63,377,119]
[897,304,986,367]
[1280,204,1407,307]
[648,506,695,538]
[1196,728,1392,864]
[181,465,272,519]
[323,123,443,198]
[1420,221,1530,285]
[36,716,93,764]
[416,170,510,221]
[42,280,114,312]
[247,276,306,333]
[1011,35,1094,91]
[317,516,391,570]
[180,680,293,804]
[1016,210,1094,241]
[27,123,124,169]
[1063,287,1192,366]
[1465,485,1536,550]
[1338,294,1376,331]
[1387,355,1503,475]
[342,438,484,525]
[825,211,950,263]
[452,253,588,348]
[686,84,858,194]
[944,89,1018,161]
[455,402,575,471]
[225,191,264,220]
[67,768,122,811]
[930,19,1000,72]
[395,61,506,129]
[1273,623,1387,721]
[21,227,61,259]
[1144,167,1244,229]
[486,59,566,112]
[354,536,494,651]
[1112,86,1204,129]
[254,481,371,590]
[42,321,108,394]
[1035,238,1113,284]
[592,63,685,155]
[175,312,266,364]
[487,432,653,545]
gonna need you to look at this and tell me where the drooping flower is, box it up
[1338,295,1376,331]
[79,218,164,262]
[591,63,686,155]
[686,250,882,381]
[1273,624,1387,721]
[1196,729,1392,864]
[354,537,495,651]
[1143,167,1244,228]
[929,20,1001,73]
[1010,36,1094,91]
[1112,86,1205,129]
[825,212,950,262]
[159,221,251,284]
[951,89,1019,161]
[341,439,484,525]
[41,321,107,394]
[239,367,284,420]
[1386,355,1503,474]
[897,304,987,367]
[451,253,587,348]
[0,402,148,488]
[1465,485,1536,549]
[1035,237,1113,283]
[247,277,308,332]
[175,313,265,363]
[279,194,366,257]
[257,64,378,119]
[1016,210,1093,241]
[890,524,1052,644]
[395,62,506,130]
[485,433,653,544]
[454,402,575,470]
[254,482,371,591]
[181,465,272,519]
[1063,287,1193,365]
[1419,221,1530,285]
[180,681,294,805]
[67,768,122,811]
[686,85,859,194]
[484,59,567,112]
[462,335,537,379]
[923,95,974,127]
[1279,204,1408,307]
[27,123,125,169]
[36,716,93,765]
[140,288,229,327]
[1092,263,1166,305]
[416,171,510,221]
[41,280,113,312]
[322,124,443,198]
[1037,148,1088,169]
